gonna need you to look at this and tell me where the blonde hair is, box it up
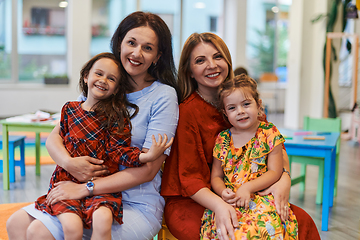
[177,32,234,102]
[218,73,266,123]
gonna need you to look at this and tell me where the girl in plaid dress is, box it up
[200,74,298,239]
[35,52,173,240]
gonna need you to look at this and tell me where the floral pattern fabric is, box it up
[200,122,298,240]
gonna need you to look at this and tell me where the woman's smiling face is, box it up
[189,41,229,93]
[120,26,160,82]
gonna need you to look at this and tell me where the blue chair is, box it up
[0,135,26,182]
[289,116,341,204]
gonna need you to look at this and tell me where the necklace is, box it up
[196,90,218,108]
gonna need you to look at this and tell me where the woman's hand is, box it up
[213,201,238,240]
[257,172,291,221]
[46,181,88,205]
[65,156,109,182]
[191,188,238,240]
[46,123,109,182]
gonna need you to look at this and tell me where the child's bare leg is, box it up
[91,206,113,240]
[27,219,55,240]
[57,212,83,240]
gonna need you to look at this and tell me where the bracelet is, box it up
[283,168,291,178]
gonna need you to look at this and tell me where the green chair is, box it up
[289,116,341,204]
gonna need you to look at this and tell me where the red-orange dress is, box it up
[161,91,320,240]
[35,101,143,228]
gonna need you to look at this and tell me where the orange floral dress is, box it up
[200,122,298,240]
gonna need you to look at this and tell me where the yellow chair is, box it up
[289,116,341,204]
[153,217,177,240]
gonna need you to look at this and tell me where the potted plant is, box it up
[44,74,69,84]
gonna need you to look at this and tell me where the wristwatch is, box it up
[86,180,94,196]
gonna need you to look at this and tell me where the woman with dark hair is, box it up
[7,11,179,240]
[110,11,178,94]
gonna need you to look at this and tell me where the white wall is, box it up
[223,0,247,69]
[285,0,328,129]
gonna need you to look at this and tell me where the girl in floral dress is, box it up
[200,74,298,240]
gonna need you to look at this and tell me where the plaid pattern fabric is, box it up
[36,101,142,228]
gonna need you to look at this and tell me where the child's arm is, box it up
[211,157,226,195]
[211,158,238,206]
[139,134,173,163]
[236,144,283,209]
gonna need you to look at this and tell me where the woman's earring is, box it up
[153,62,157,66]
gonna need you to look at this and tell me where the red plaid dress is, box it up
[35,101,142,228]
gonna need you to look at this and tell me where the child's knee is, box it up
[57,213,83,239]
[27,220,55,240]
[92,207,113,232]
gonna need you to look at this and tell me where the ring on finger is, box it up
[216,229,222,235]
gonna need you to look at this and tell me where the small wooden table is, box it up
[1,118,57,190]
[279,128,340,231]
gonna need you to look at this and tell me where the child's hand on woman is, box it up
[221,188,238,207]
[139,134,174,163]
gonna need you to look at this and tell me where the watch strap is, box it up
[86,180,94,196]
[283,168,291,178]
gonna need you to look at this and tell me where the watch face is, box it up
[87,182,94,188]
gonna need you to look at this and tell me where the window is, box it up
[0,0,11,82]
[246,1,290,82]
[91,0,137,56]
[140,0,181,63]
[183,0,224,41]
[19,0,67,83]
[210,16,217,32]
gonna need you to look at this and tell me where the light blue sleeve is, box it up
[142,87,179,156]
[77,94,86,101]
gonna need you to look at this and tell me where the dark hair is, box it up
[177,32,234,102]
[110,11,179,99]
[234,66,248,76]
[79,52,138,135]
[218,73,265,124]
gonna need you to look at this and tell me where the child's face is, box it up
[223,88,260,131]
[84,58,120,102]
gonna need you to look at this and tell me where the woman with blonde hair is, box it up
[161,32,320,240]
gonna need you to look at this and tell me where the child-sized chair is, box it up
[0,135,26,182]
[289,116,341,204]
[153,218,177,240]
